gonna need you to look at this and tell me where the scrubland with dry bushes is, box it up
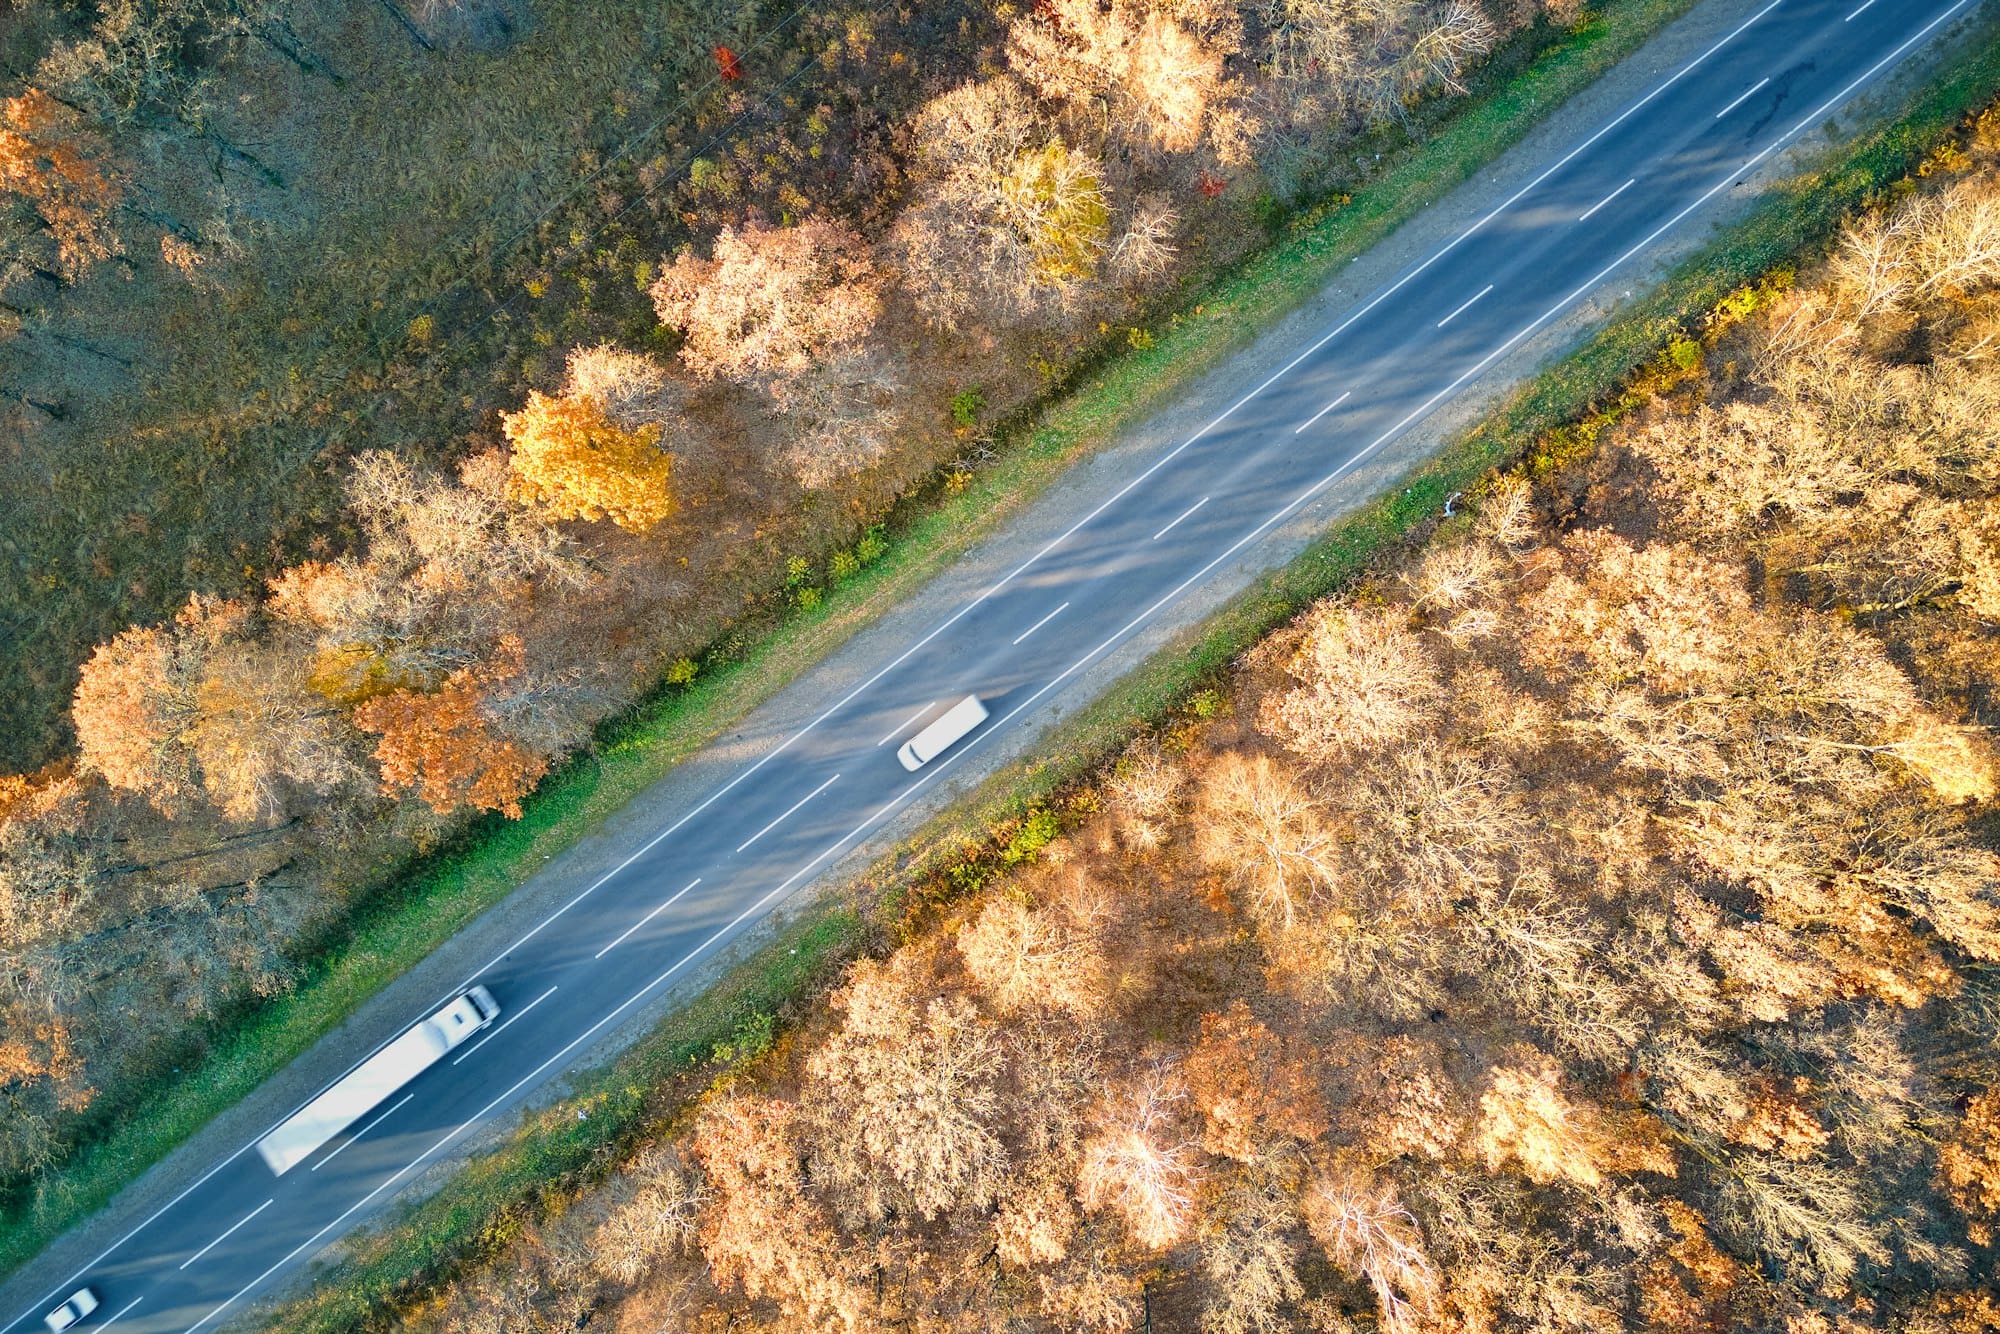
[386,117,2000,1334]
[1,0,1585,1252]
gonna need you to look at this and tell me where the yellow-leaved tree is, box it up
[501,389,674,533]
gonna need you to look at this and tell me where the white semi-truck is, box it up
[256,987,499,1175]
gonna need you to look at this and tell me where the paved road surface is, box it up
[4,0,1979,1327]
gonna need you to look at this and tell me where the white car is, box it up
[897,695,990,772]
[44,1287,98,1331]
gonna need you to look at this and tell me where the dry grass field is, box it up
[0,0,771,766]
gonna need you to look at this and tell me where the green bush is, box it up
[1000,807,1061,865]
[949,388,986,427]
[710,1010,775,1066]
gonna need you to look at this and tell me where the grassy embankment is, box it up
[251,15,2000,1334]
[3,0,1719,1284]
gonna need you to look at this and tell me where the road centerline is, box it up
[96,1297,143,1331]
[1715,74,1769,118]
[736,775,839,854]
[594,880,704,961]
[1012,602,1070,646]
[1294,389,1351,435]
[1579,177,1636,221]
[180,1199,272,1271]
[3,47,1807,1334]
[1153,498,1209,541]
[420,0,1793,1010]
[409,0,1788,1008]
[39,0,1997,1327]
[452,985,560,1064]
[1437,284,1494,328]
[309,1093,415,1171]
[877,701,936,747]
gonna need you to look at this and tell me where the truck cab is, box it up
[432,986,499,1047]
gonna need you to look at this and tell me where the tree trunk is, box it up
[252,20,345,85]
[202,130,287,190]
[0,385,65,420]
[373,0,438,53]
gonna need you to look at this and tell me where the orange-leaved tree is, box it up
[351,637,550,818]
[0,87,123,284]
[1938,1089,2000,1246]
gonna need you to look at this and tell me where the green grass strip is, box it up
[0,0,1720,1282]
[251,21,2000,1332]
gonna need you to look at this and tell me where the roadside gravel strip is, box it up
[3,0,1988,1327]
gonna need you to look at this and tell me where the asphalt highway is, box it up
[5,0,1980,1326]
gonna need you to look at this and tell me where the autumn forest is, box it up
[408,126,2000,1332]
[4,0,2000,1326]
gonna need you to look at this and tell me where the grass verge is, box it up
[0,0,1755,1283]
[249,20,2000,1332]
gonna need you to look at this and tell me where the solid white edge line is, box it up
[1436,283,1494,328]
[687,0,1981,1024]
[308,1093,415,1172]
[0,3,1820,1329]
[186,877,851,1332]
[1153,497,1210,541]
[1579,177,1636,221]
[97,1297,144,1331]
[1011,601,1070,646]
[735,774,839,854]
[1846,0,1877,19]
[450,985,559,1064]
[1715,74,1770,118]
[876,701,936,747]
[1293,390,1351,435]
[593,878,703,960]
[178,1199,272,1271]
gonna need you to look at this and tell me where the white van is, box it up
[897,695,990,771]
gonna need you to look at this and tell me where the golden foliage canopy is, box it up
[502,389,674,533]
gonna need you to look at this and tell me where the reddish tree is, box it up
[0,88,123,281]
[351,637,550,818]
[1183,1001,1326,1161]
